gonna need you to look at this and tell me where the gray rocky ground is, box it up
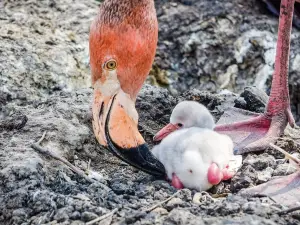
[1,0,300,224]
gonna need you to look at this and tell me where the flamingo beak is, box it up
[153,123,180,142]
[92,89,166,177]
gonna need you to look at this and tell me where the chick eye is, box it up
[178,123,183,127]
[104,59,117,71]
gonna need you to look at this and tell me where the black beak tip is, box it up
[104,95,166,177]
[107,139,166,177]
[126,144,166,177]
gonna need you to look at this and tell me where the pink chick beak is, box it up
[153,123,180,141]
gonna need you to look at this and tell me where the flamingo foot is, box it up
[215,107,295,155]
[243,171,300,207]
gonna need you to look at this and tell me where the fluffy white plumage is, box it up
[152,101,234,191]
[170,101,215,130]
[152,128,234,191]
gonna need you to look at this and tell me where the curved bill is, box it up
[153,123,180,142]
[93,90,166,177]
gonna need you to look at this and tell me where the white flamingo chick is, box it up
[153,101,215,141]
[152,127,234,191]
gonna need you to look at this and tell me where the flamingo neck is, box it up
[99,0,155,25]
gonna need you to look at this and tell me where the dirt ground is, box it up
[1,0,300,224]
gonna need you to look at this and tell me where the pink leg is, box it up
[171,164,234,190]
[171,173,184,189]
[207,163,223,185]
[208,163,234,184]
[241,1,300,204]
[215,0,296,154]
[222,165,234,180]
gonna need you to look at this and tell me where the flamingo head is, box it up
[153,101,215,141]
[89,0,165,176]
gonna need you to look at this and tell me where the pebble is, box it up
[243,154,276,170]
[152,207,168,215]
[166,209,205,225]
[273,163,297,176]
[166,198,184,210]
[231,165,257,192]
[257,167,273,184]
[193,193,203,205]
[81,212,98,222]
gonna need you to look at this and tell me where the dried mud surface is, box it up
[1,0,300,225]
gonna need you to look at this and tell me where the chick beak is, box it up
[153,123,180,142]
[92,89,165,177]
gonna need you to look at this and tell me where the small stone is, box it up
[230,165,257,192]
[165,209,205,225]
[240,86,268,113]
[179,189,192,202]
[209,182,227,195]
[273,163,297,176]
[152,180,173,190]
[110,181,135,195]
[257,167,273,184]
[12,208,27,217]
[243,154,276,170]
[211,202,240,216]
[81,212,98,222]
[74,193,91,201]
[166,198,184,210]
[125,212,147,224]
[192,193,202,205]
[136,185,155,198]
[54,207,71,222]
[94,207,108,215]
[234,97,247,109]
[70,211,81,220]
[152,207,168,215]
[87,170,103,182]
[227,194,248,205]
[242,202,258,214]
[11,208,28,224]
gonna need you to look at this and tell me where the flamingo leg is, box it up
[215,0,296,155]
[216,0,300,207]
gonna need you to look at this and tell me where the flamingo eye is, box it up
[104,59,117,71]
[178,123,183,127]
